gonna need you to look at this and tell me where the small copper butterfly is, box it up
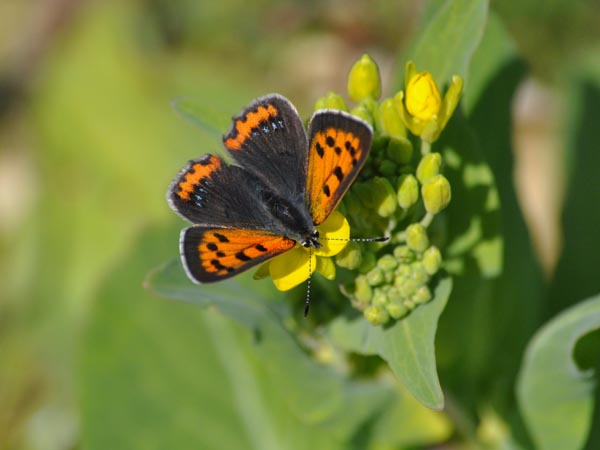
[167,94,374,311]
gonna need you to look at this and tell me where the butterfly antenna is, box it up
[319,236,389,243]
[304,246,313,317]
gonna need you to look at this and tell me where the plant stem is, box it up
[420,212,434,228]
[421,139,431,155]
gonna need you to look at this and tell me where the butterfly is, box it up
[167,94,374,311]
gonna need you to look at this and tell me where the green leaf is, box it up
[401,0,489,87]
[517,294,600,450]
[462,11,518,114]
[145,257,390,429]
[328,276,452,410]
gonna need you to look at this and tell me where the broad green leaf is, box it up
[328,276,452,410]
[401,0,489,87]
[366,384,453,449]
[517,294,600,450]
[145,257,389,429]
[463,11,518,114]
[83,226,391,450]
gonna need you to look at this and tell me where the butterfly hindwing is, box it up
[167,154,279,231]
[223,94,308,199]
[306,110,373,225]
[181,227,295,282]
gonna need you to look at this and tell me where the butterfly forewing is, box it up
[223,94,308,200]
[168,154,281,231]
[181,227,295,282]
[306,111,372,225]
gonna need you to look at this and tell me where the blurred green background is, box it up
[1,0,600,449]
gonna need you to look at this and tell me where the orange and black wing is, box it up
[167,153,280,231]
[223,94,308,200]
[180,227,295,283]
[305,110,373,225]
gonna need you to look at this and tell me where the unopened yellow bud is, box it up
[397,174,419,209]
[364,305,389,325]
[335,241,362,270]
[422,175,452,214]
[314,92,348,111]
[354,275,373,303]
[371,177,397,218]
[413,286,432,304]
[416,152,442,183]
[350,104,373,127]
[423,246,442,275]
[347,54,381,102]
[387,301,409,320]
[405,71,442,121]
[406,223,429,253]
[379,98,406,138]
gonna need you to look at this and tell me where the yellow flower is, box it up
[395,61,463,143]
[258,211,350,291]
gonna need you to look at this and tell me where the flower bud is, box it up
[335,241,362,270]
[377,254,398,271]
[423,246,442,275]
[314,92,348,111]
[372,289,388,307]
[354,275,373,303]
[387,301,409,320]
[347,54,381,102]
[350,104,373,127]
[422,175,451,214]
[386,137,413,165]
[366,267,385,286]
[379,98,406,138]
[395,263,411,277]
[397,278,418,298]
[371,177,397,217]
[416,152,442,183]
[397,174,419,209]
[364,305,389,325]
[393,274,408,290]
[393,245,414,263]
[410,261,429,284]
[316,257,336,280]
[406,223,429,253]
[413,286,432,304]
[405,71,442,121]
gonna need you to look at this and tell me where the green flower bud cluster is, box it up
[349,243,443,326]
[314,54,459,326]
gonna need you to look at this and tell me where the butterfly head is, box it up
[299,228,321,250]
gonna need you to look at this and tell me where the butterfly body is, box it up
[168,94,372,284]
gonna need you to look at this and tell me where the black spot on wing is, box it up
[213,232,229,243]
[333,166,344,182]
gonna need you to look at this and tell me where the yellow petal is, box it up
[405,71,442,121]
[315,211,350,257]
[269,246,316,291]
[394,91,425,136]
[316,257,336,280]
